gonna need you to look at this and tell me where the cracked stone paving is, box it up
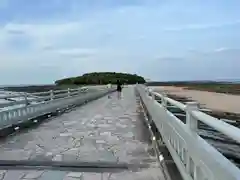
[0,87,164,180]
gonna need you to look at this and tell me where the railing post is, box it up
[50,90,54,100]
[68,88,70,97]
[186,102,199,132]
[78,87,82,94]
[144,87,149,96]
[24,93,29,106]
[148,88,152,97]
[161,92,167,108]
[151,93,155,100]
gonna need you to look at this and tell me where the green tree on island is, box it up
[55,72,146,85]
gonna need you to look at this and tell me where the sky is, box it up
[0,0,240,84]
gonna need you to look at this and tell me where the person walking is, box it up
[116,80,122,99]
[107,81,112,99]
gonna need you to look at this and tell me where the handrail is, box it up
[0,87,90,108]
[151,90,240,144]
[31,91,52,96]
[0,86,115,130]
[192,110,240,144]
[0,94,24,99]
[136,84,240,180]
[152,91,186,111]
[52,89,68,94]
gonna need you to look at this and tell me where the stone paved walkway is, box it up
[0,87,164,180]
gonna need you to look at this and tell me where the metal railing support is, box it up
[24,93,29,106]
[136,84,240,180]
[186,102,199,132]
[0,86,115,131]
[67,88,70,97]
[161,92,167,108]
[50,90,54,100]
[151,93,155,100]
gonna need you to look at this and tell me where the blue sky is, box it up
[0,0,240,84]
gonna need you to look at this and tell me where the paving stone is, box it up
[39,171,67,180]
[109,172,135,180]
[98,124,111,128]
[45,152,53,156]
[60,133,73,137]
[73,132,86,137]
[63,121,77,126]
[101,173,110,180]
[0,87,165,180]
[82,173,101,180]
[96,140,106,144]
[62,154,77,161]
[66,172,83,178]
[0,170,6,175]
[124,132,134,138]
[107,136,119,143]
[0,150,31,160]
[0,170,7,180]
[115,123,127,128]
[63,177,78,180]
[2,170,26,180]
[52,154,63,161]
[99,132,111,136]
[22,171,44,179]
[86,124,96,128]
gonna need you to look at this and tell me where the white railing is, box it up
[0,86,115,130]
[136,85,240,180]
[0,87,89,108]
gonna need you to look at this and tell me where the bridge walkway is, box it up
[0,87,166,180]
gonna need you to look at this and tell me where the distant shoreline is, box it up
[1,85,75,93]
[152,86,240,114]
[0,84,54,88]
[146,81,240,95]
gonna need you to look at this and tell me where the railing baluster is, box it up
[50,90,54,100]
[136,84,240,180]
[186,102,199,132]
[195,166,204,180]
[24,93,28,106]
[151,93,155,100]
[161,92,167,108]
[67,88,70,97]
[0,87,112,130]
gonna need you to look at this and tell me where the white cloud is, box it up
[141,49,240,81]
[0,0,9,9]
[164,20,240,31]
[214,47,230,52]
[2,22,84,51]
[53,48,97,57]
[4,22,82,35]
[0,21,90,72]
[0,1,240,84]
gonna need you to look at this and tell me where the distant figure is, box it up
[107,83,112,89]
[107,83,112,98]
[116,80,122,99]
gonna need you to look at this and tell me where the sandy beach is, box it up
[151,86,240,114]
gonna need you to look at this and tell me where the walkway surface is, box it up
[0,87,164,180]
